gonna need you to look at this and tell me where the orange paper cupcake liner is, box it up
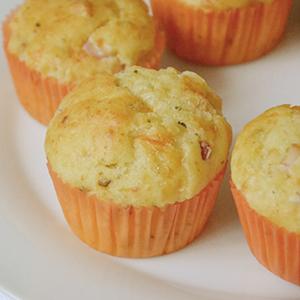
[152,0,292,65]
[230,180,300,285]
[2,13,165,125]
[48,164,226,258]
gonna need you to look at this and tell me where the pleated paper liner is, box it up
[48,164,226,258]
[151,0,292,66]
[2,12,165,125]
[230,180,300,285]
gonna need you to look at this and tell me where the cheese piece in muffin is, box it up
[3,0,165,124]
[45,67,231,257]
[46,67,231,207]
[232,105,300,233]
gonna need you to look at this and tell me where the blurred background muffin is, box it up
[3,0,165,124]
[231,105,300,285]
[151,0,292,65]
[45,66,232,258]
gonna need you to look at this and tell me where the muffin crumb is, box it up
[98,179,112,187]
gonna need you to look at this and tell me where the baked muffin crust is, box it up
[46,67,231,207]
[8,0,156,83]
[232,105,300,233]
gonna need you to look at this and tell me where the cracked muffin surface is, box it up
[45,67,231,207]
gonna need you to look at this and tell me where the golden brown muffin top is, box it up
[46,67,232,207]
[8,0,156,83]
[232,105,300,233]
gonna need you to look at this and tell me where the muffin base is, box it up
[230,180,300,285]
[152,0,292,65]
[2,13,165,125]
[48,164,226,258]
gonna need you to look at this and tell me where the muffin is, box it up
[151,0,292,65]
[231,105,300,285]
[3,0,165,125]
[45,67,232,258]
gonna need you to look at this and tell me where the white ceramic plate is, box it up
[1,1,300,299]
